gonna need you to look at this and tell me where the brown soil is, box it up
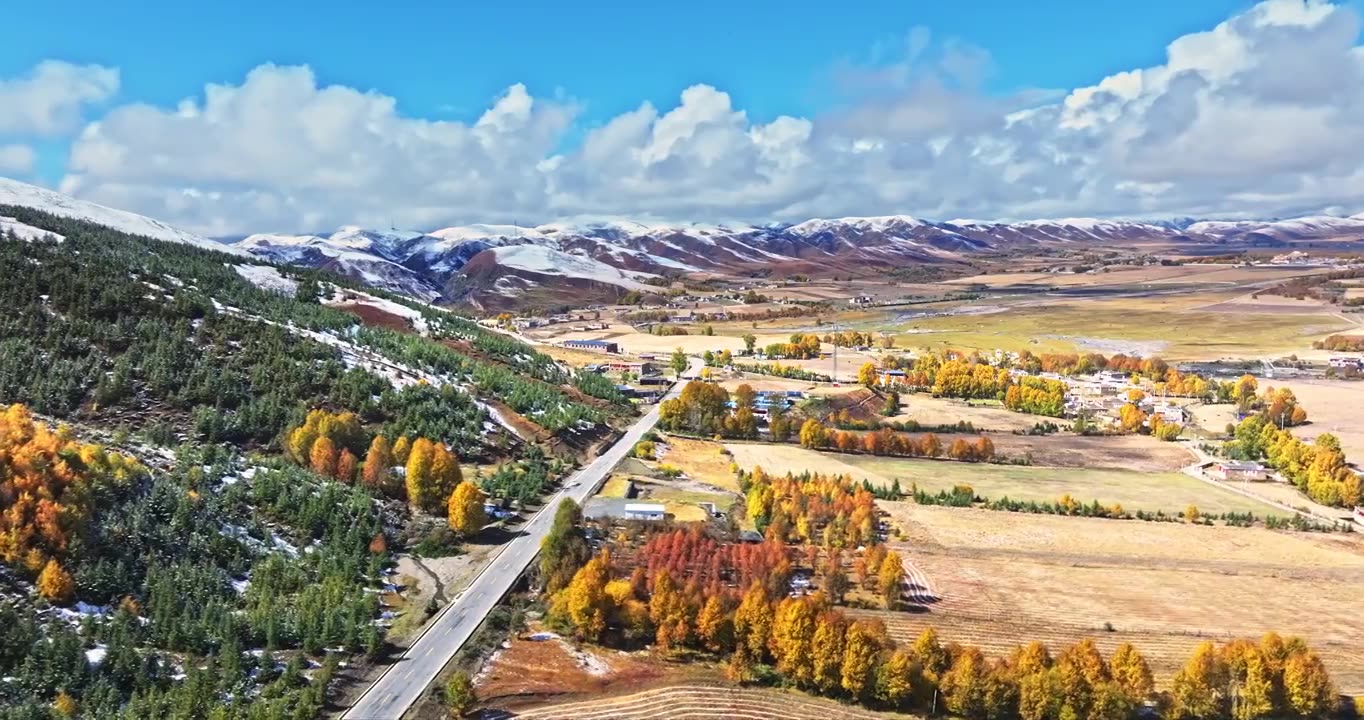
[335,302,416,333]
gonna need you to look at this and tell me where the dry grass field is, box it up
[1258,378,1364,459]
[512,685,914,720]
[985,434,1194,472]
[657,436,742,492]
[724,442,890,485]
[599,474,635,498]
[725,442,1272,515]
[890,395,1041,432]
[839,454,1283,515]
[889,298,1352,359]
[866,503,1364,693]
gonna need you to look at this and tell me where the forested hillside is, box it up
[0,207,634,718]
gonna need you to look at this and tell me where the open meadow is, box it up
[866,503,1364,693]
[725,442,1275,515]
[890,395,1043,432]
[886,297,1353,360]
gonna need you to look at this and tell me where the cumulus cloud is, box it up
[0,61,118,136]
[0,145,36,174]
[48,0,1364,233]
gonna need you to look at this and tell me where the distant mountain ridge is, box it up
[233,212,1364,308]
[3,176,1364,309]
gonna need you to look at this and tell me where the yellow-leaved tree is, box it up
[1169,641,1228,719]
[309,435,338,479]
[430,443,464,508]
[560,551,611,641]
[37,558,75,605]
[696,594,733,654]
[1109,642,1154,702]
[361,435,392,492]
[404,437,435,509]
[1283,650,1335,718]
[840,619,887,701]
[733,582,773,662]
[858,362,879,388]
[771,596,818,686]
[810,610,848,694]
[447,481,487,536]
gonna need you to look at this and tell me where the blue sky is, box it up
[4,1,1260,128]
[2,0,1364,230]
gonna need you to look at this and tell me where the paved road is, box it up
[342,358,701,720]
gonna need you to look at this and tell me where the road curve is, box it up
[342,358,701,720]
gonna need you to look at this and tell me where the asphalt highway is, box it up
[342,358,701,719]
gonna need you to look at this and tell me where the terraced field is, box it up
[513,684,914,719]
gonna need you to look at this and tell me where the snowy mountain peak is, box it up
[787,215,924,236]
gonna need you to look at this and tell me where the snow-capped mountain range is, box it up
[4,176,1364,309]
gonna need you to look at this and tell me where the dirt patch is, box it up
[334,302,416,333]
[476,630,694,713]
[988,434,1195,472]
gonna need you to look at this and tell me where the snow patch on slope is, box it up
[487,245,655,290]
[233,264,297,295]
[0,176,247,255]
[0,216,64,243]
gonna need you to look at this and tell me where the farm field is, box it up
[1255,377,1364,460]
[512,684,914,720]
[723,442,890,485]
[891,299,1353,360]
[890,395,1041,432]
[869,503,1364,692]
[984,434,1194,472]
[726,442,1280,515]
[839,454,1284,515]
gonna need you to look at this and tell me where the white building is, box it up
[1150,403,1187,425]
[623,503,666,521]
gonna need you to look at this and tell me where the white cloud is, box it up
[48,0,1364,233]
[0,145,35,174]
[0,61,118,136]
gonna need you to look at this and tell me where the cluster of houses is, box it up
[725,389,804,416]
[1327,356,1364,370]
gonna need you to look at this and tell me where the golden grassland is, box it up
[888,298,1352,359]
[725,442,1279,515]
[868,502,1364,692]
[657,436,742,492]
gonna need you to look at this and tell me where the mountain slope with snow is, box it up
[0,176,247,256]
[232,209,1364,307]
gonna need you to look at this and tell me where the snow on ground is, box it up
[233,264,298,295]
[204,299,526,440]
[0,177,248,255]
[85,645,107,667]
[1,216,64,242]
[488,245,655,290]
[557,638,611,676]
